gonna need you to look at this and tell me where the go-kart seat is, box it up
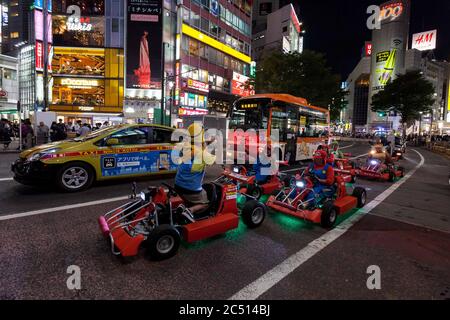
[193,183,218,219]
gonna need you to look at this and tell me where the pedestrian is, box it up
[36,121,50,145]
[50,121,66,141]
[22,119,34,149]
[0,118,12,149]
[77,123,91,137]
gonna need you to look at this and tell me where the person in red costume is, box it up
[303,150,335,207]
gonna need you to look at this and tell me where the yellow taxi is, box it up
[11,124,177,192]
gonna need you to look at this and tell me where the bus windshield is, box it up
[229,99,270,131]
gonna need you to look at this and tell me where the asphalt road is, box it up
[0,141,449,300]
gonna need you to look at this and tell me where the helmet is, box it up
[313,150,327,167]
[314,150,327,160]
[187,122,204,139]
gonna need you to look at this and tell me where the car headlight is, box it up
[370,160,379,166]
[296,181,305,188]
[27,148,60,162]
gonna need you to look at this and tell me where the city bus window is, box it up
[270,105,288,140]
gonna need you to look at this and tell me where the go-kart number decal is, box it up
[101,151,177,177]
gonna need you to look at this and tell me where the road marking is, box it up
[340,143,355,150]
[369,212,450,234]
[229,150,425,300]
[350,153,367,160]
[281,167,306,173]
[0,196,129,221]
[0,178,13,182]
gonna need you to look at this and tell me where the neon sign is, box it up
[379,2,404,22]
[67,16,92,31]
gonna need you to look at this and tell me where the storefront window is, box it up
[52,78,105,106]
[52,48,105,76]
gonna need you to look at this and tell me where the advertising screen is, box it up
[52,15,104,47]
[231,72,255,97]
[126,0,163,90]
[35,10,53,43]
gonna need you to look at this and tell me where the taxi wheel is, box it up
[56,162,94,192]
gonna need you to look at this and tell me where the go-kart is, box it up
[220,165,289,200]
[391,144,405,161]
[98,181,266,260]
[356,158,405,182]
[266,172,367,228]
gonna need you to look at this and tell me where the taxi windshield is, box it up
[72,126,122,142]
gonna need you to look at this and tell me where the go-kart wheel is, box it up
[352,187,367,208]
[242,200,267,229]
[388,171,395,182]
[320,200,337,229]
[247,185,263,200]
[56,161,94,192]
[398,167,405,178]
[146,225,180,261]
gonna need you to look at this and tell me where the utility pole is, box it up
[161,42,167,126]
[43,0,49,112]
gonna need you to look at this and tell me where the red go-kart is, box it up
[266,172,367,228]
[98,181,266,260]
[221,165,289,200]
[356,158,405,182]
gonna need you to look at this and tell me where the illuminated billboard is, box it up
[126,0,162,90]
[370,0,410,92]
[52,15,104,47]
[231,72,255,97]
[34,10,53,43]
[412,30,437,51]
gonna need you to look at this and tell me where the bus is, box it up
[228,94,330,163]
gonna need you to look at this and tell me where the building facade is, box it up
[173,0,253,127]
[405,49,450,134]
[3,0,254,127]
[252,2,303,63]
[368,0,411,131]
[343,56,371,132]
[0,53,18,119]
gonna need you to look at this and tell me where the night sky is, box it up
[290,0,450,80]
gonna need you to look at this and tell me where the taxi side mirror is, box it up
[106,138,119,146]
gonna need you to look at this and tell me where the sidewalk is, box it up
[0,139,21,154]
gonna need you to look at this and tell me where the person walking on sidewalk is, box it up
[36,122,50,145]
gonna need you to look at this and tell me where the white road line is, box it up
[0,196,129,221]
[229,150,425,300]
[339,143,355,150]
[0,178,13,182]
[350,153,367,160]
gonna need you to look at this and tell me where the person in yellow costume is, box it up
[174,123,216,217]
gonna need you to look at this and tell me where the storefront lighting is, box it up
[182,24,251,63]
[61,78,98,88]
[125,107,135,113]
